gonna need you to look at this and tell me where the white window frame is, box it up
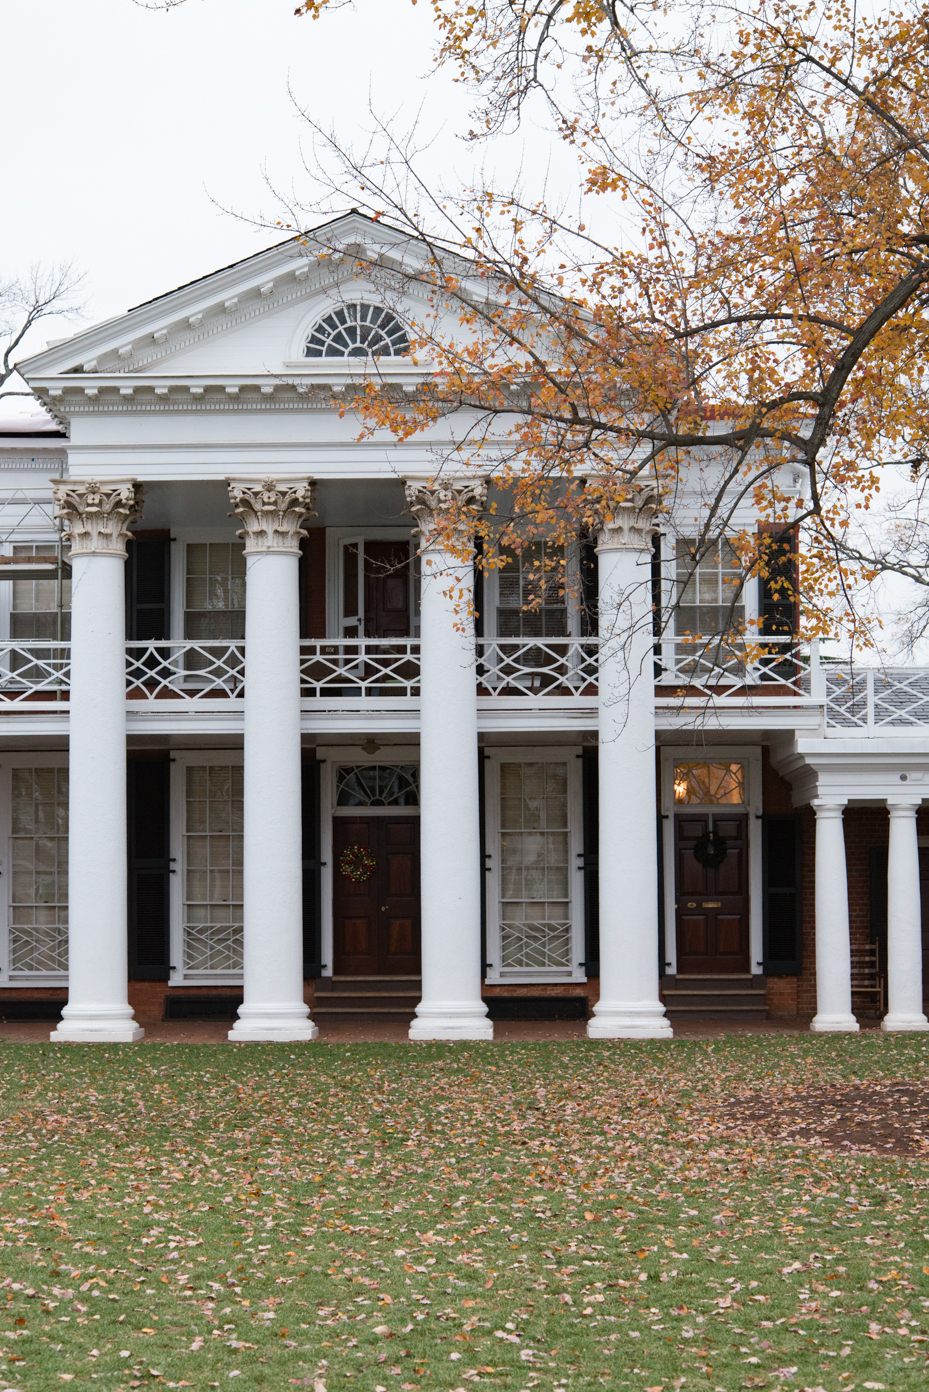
[663,529,760,638]
[324,528,417,639]
[483,745,585,985]
[0,751,70,987]
[0,532,69,642]
[481,540,582,640]
[318,745,420,978]
[170,528,245,642]
[169,750,245,987]
[659,744,763,976]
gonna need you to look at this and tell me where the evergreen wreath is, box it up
[338,845,377,883]
[692,830,729,870]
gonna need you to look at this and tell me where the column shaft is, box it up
[588,487,671,1039]
[883,799,928,1031]
[50,480,143,1043]
[227,479,317,1042]
[406,479,491,1040]
[811,799,859,1032]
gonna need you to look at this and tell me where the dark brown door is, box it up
[675,813,749,973]
[333,816,420,974]
[364,542,410,639]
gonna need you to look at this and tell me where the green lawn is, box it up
[0,1036,927,1392]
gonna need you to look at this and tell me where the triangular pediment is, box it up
[19,214,427,382]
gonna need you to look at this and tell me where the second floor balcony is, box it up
[0,635,925,733]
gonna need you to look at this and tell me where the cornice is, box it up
[29,371,435,420]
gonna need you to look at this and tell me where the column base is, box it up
[881,1013,929,1032]
[51,1005,144,1043]
[51,1025,145,1043]
[810,1014,860,1032]
[228,1003,319,1043]
[410,1003,493,1041]
[588,1001,673,1039]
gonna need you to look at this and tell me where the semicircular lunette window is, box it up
[303,303,410,358]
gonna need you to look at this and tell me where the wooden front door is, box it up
[364,542,411,639]
[333,816,420,974]
[675,812,749,973]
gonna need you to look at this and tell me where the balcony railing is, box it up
[655,634,811,704]
[476,638,598,698]
[299,639,420,700]
[0,637,922,731]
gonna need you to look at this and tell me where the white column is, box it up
[405,477,492,1040]
[227,479,318,1042]
[50,479,144,1043]
[811,798,859,1032]
[588,484,671,1039]
[883,799,928,1031]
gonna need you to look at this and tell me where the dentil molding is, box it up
[51,478,144,558]
[227,477,317,555]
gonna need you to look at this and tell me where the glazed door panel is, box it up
[675,812,749,973]
[333,816,421,974]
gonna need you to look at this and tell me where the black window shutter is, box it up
[759,526,799,639]
[869,845,888,969]
[473,537,484,639]
[128,534,170,641]
[580,535,598,637]
[302,760,323,977]
[762,813,802,974]
[128,758,171,981]
[582,749,599,974]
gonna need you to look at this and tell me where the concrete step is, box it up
[313,1006,416,1021]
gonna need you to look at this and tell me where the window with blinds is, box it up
[496,543,568,639]
[674,537,744,636]
[9,766,68,976]
[185,543,245,641]
[183,764,243,975]
[10,544,70,641]
[499,761,572,972]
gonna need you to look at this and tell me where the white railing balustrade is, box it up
[126,642,245,700]
[0,642,71,702]
[476,638,598,697]
[0,636,926,730]
[820,664,929,729]
[299,639,421,700]
[656,633,811,702]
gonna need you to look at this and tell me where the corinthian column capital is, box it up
[403,475,487,551]
[227,478,317,555]
[51,478,143,558]
[590,481,659,553]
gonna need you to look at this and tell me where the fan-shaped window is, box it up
[304,303,409,358]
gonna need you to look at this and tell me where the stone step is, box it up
[314,992,421,1011]
[316,976,422,996]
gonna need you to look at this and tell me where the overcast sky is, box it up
[3,0,540,419]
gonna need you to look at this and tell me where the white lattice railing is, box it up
[476,638,598,696]
[126,642,245,699]
[818,663,929,730]
[655,634,812,702]
[0,637,927,729]
[0,643,71,702]
[299,640,420,699]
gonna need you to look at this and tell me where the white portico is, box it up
[0,213,926,1040]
